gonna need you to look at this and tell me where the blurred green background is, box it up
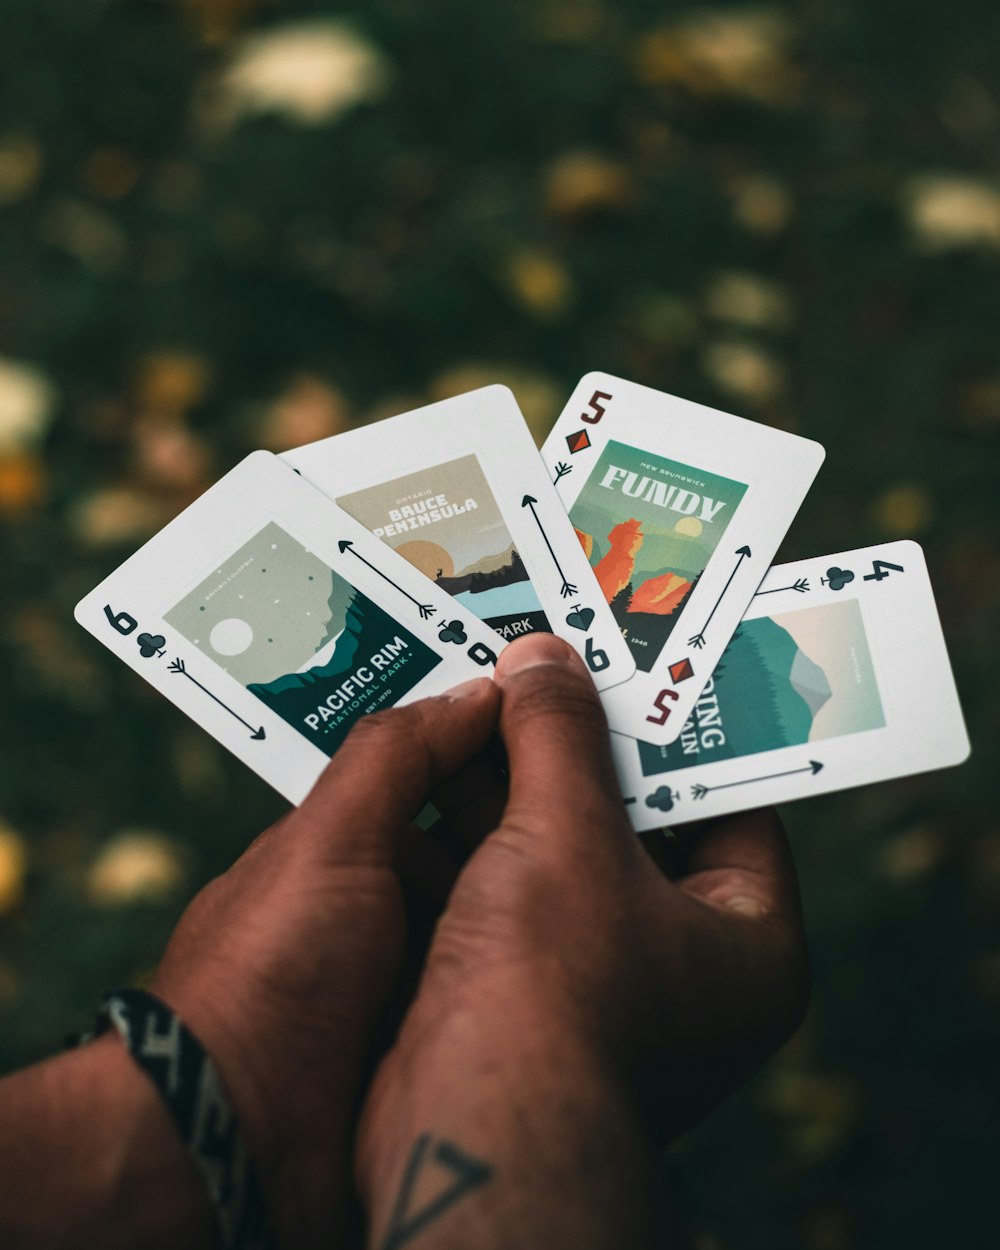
[0,2,997,1246]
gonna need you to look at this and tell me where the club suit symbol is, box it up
[821,567,855,591]
[645,786,680,813]
[136,632,166,658]
[438,620,468,645]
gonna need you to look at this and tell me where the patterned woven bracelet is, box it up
[78,988,276,1250]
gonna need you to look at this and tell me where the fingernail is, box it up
[441,677,494,701]
[724,894,769,919]
[495,632,575,682]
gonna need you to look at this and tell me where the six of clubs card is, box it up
[614,542,970,829]
[74,452,506,806]
[542,372,826,744]
[283,385,636,694]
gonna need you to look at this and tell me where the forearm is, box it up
[0,1035,214,1250]
[357,1004,655,1250]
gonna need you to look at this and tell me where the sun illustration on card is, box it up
[674,516,703,538]
[394,539,454,580]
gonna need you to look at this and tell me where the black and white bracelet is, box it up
[78,988,275,1250]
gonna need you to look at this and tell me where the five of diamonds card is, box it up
[541,372,825,744]
[75,375,970,827]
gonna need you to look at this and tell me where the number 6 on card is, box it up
[543,373,826,744]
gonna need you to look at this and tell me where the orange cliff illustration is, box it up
[594,519,644,601]
[575,519,692,615]
[628,571,690,616]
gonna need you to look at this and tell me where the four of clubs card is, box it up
[614,542,970,828]
[283,385,636,693]
[75,452,506,806]
[542,372,826,744]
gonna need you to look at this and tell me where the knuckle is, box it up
[504,670,607,733]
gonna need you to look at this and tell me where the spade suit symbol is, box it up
[565,607,595,632]
[438,620,468,645]
[137,632,166,658]
[822,567,855,592]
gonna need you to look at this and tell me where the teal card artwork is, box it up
[164,521,441,755]
[568,439,748,671]
[337,453,550,641]
[638,598,886,776]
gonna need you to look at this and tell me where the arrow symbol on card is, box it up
[688,546,752,649]
[338,540,437,619]
[690,759,823,799]
[754,576,810,597]
[167,657,266,740]
[521,495,577,598]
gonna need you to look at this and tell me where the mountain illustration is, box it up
[247,591,440,757]
[250,591,373,696]
[578,518,693,617]
[638,615,822,776]
[311,571,357,655]
[628,570,691,616]
[454,542,518,579]
[435,547,528,596]
[789,649,833,719]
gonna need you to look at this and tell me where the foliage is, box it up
[0,2,998,1246]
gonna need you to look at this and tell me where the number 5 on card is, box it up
[543,373,826,743]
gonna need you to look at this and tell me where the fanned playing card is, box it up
[75,452,505,805]
[542,372,825,743]
[283,386,636,692]
[613,542,970,828]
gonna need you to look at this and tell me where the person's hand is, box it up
[356,633,809,1250]
[151,676,501,1249]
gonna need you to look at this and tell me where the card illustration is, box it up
[568,438,748,672]
[164,521,441,755]
[336,453,551,641]
[637,598,885,777]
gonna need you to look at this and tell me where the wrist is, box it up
[358,995,654,1250]
[0,1035,215,1250]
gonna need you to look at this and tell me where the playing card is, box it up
[282,386,636,691]
[613,542,970,829]
[75,452,505,805]
[542,373,825,743]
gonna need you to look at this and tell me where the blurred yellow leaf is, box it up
[0,825,27,915]
[544,151,636,220]
[256,375,351,451]
[0,452,46,513]
[505,250,573,319]
[0,134,42,205]
[704,270,792,331]
[870,484,933,536]
[204,18,391,131]
[634,10,801,106]
[904,174,1000,251]
[73,487,175,547]
[0,358,56,452]
[727,173,794,234]
[135,352,211,416]
[702,340,787,404]
[88,832,185,907]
